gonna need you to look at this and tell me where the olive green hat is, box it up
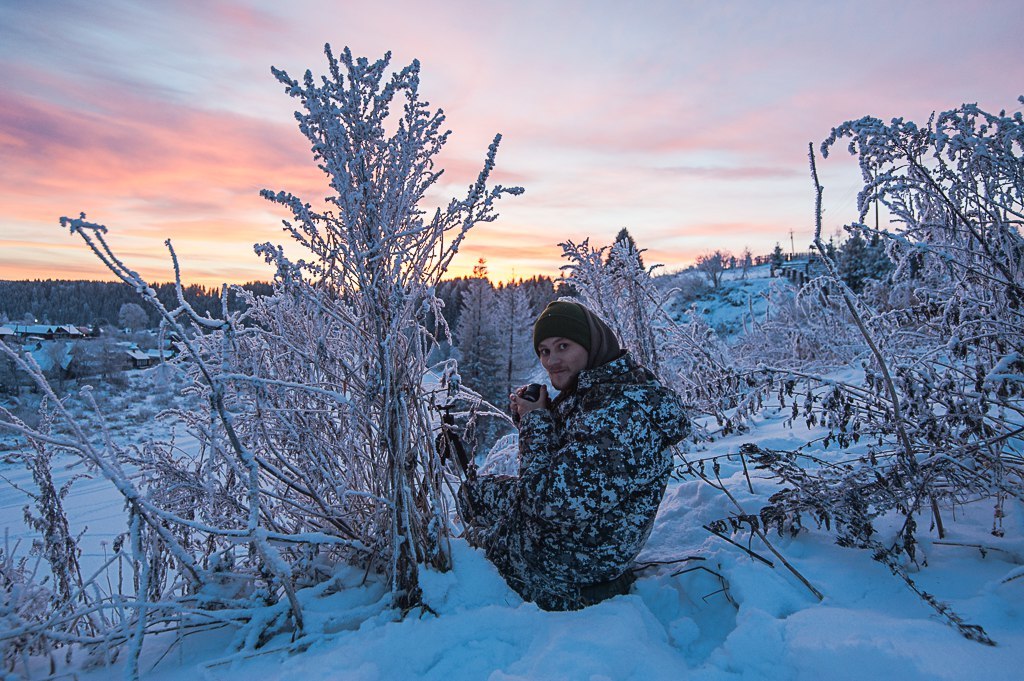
[533,301,590,354]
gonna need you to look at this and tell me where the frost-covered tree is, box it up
[455,276,501,403]
[41,341,69,391]
[695,250,730,289]
[740,246,754,279]
[117,302,149,331]
[493,282,536,398]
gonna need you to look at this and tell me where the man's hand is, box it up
[511,384,549,424]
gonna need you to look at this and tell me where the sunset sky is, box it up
[2,0,1022,285]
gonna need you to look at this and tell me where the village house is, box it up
[8,324,86,343]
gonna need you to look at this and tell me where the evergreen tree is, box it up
[520,275,557,312]
[771,242,785,267]
[0,280,271,328]
[493,283,536,398]
[607,228,644,270]
[455,277,501,402]
[837,231,893,292]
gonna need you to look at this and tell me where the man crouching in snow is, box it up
[458,301,689,610]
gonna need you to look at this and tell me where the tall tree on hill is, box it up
[607,227,644,270]
[696,250,729,289]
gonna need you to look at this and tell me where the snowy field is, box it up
[2,269,1023,680]
[0,369,201,577]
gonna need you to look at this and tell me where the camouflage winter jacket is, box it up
[460,351,689,610]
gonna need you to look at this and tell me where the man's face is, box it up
[537,336,589,391]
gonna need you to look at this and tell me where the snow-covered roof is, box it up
[27,343,73,372]
[13,324,58,335]
[9,324,84,336]
[126,349,150,361]
[0,325,14,336]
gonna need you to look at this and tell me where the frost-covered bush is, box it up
[661,270,711,308]
[750,98,1024,643]
[0,45,520,675]
[558,237,749,430]
[733,277,866,369]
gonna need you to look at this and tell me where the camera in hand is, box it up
[512,383,544,425]
[519,383,543,402]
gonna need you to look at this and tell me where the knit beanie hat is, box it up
[533,301,590,354]
[533,301,622,369]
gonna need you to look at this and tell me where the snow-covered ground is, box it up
[659,264,776,339]
[0,368,199,575]
[3,271,1023,680]
[33,409,1019,681]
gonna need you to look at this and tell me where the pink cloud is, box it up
[0,73,334,284]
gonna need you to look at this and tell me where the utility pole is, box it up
[875,166,880,231]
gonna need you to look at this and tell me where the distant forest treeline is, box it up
[433,275,565,337]
[0,280,274,328]
[0,276,566,331]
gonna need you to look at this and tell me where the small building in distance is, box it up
[8,324,86,342]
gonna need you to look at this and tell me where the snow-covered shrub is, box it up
[0,399,112,673]
[661,270,711,307]
[0,45,521,674]
[558,236,749,430]
[751,99,1024,643]
[0,546,54,669]
[733,277,866,369]
[186,44,518,602]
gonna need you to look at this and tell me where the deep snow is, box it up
[57,409,1024,681]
